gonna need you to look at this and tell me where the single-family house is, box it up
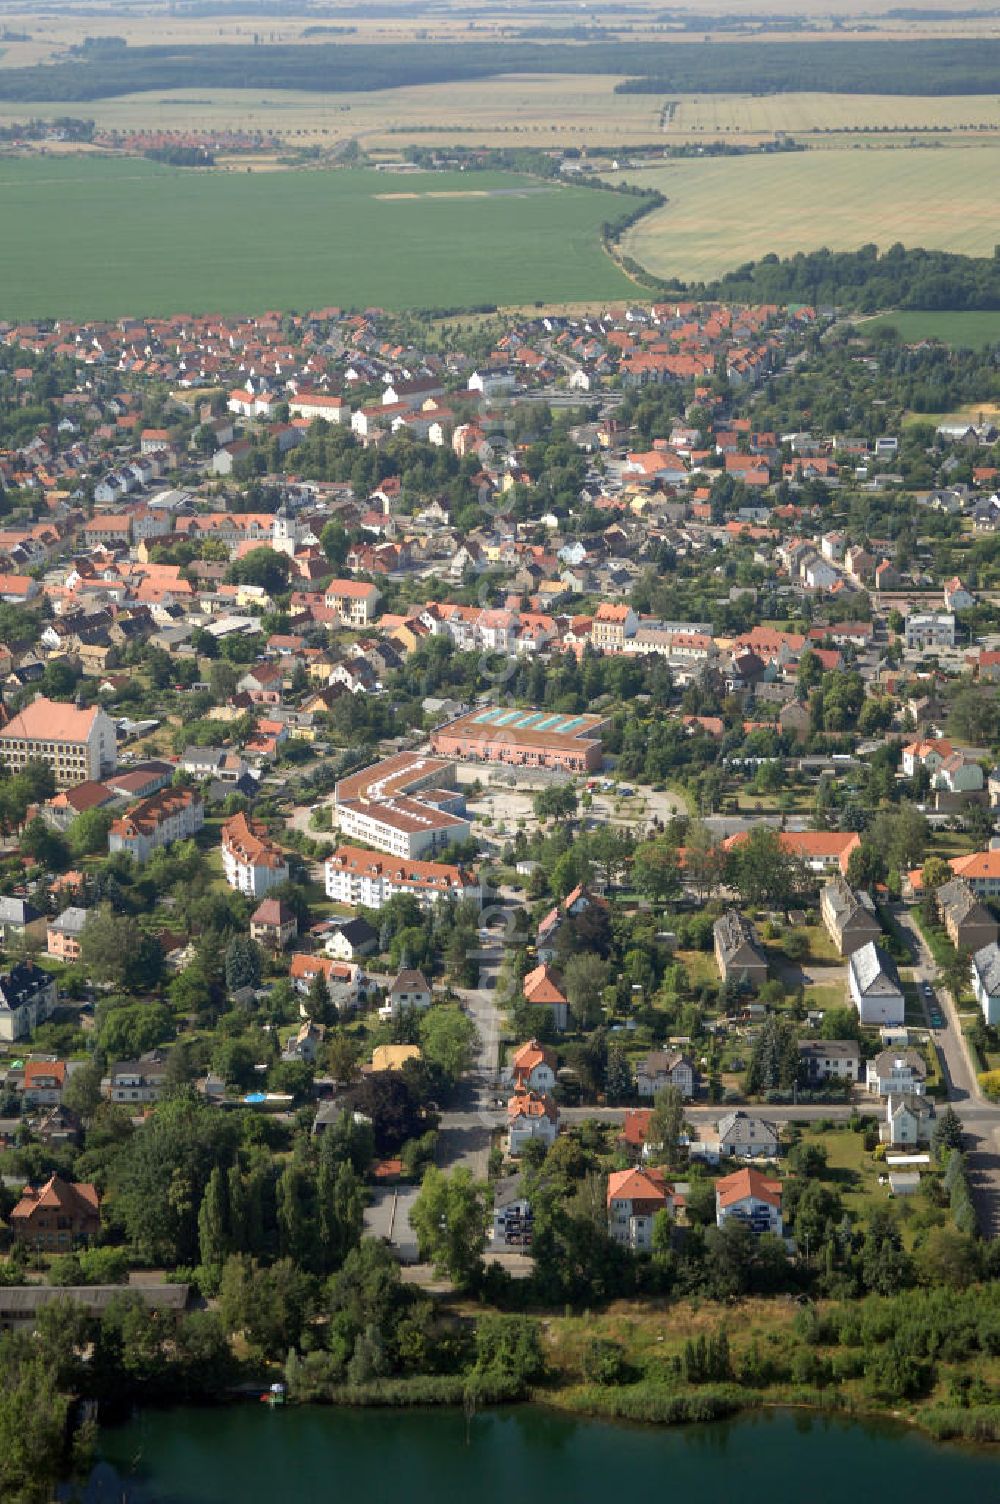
[46,906,89,963]
[249,897,298,951]
[883,1092,933,1147]
[636,1049,695,1100]
[849,941,904,1026]
[323,916,378,961]
[521,962,570,1032]
[714,1166,783,1237]
[607,1166,673,1251]
[510,1039,557,1096]
[387,968,432,1016]
[866,1047,927,1098]
[713,910,768,990]
[9,1173,101,1250]
[507,1089,559,1156]
[797,1039,861,1084]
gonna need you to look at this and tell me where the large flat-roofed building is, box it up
[431,706,608,774]
[0,698,116,789]
[334,752,469,860]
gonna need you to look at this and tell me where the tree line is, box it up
[2,38,1000,103]
[680,243,1000,314]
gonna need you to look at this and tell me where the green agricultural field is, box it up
[0,156,637,319]
[864,310,1000,348]
[616,145,1000,283]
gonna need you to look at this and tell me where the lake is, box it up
[81,1395,998,1504]
[85,1403,1000,1504]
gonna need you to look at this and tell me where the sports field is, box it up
[616,145,1000,282]
[0,157,637,318]
[863,311,1000,349]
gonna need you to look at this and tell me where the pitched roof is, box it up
[0,697,103,742]
[507,1088,558,1124]
[849,941,901,998]
[620,1108,654,1148]
[391,968,430,993]
[973,942,1000,996]
[511,1039,556,1078]
[10,1172,100,1223]
[715,1166,781,1210]
[522,962,568,1006]
[606,1166,669,1207]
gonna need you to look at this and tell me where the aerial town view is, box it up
[4,0,1000,1498]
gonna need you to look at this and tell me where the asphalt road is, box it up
[379,934,506,1259]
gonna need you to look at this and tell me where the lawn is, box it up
[674,949,718,990]
[0,157,637,319]
[798,1123,892,1222]
[615,145,1000,283]
[865,311,1000,349]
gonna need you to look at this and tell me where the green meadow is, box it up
[0,157,637,318]
[861,309,1000,349]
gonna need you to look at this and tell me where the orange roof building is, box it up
[9,1173,100,1250]
[0,697,116,789]
[714,1166,783,1236]
[220,812,289,899]
[522,963,570,1032]
[607,1166,673,1249]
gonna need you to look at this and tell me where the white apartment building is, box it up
[220,812,289,899]
[325,845,480,909]
[905,612,956,650]
[323,580,381,627]
[108,789,204,864]
[288,392,349,423]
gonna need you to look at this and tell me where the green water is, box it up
[91,1404,1000,1504]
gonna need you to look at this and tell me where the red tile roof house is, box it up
[507,1089,559,1156]
[607,1166,676,1250]
[723,829,861,878]
[521,962,570,1032]
[510,1039,557,1096]
[619,1108,655,1162]
[9,1173,101,1251]
[714,1166,783,1237]
[21,1060,68,1107]
[249,897,298,950]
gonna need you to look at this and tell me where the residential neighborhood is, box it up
[0,287,1000,1478]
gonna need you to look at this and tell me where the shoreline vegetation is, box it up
[259,1281,1000,1449]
